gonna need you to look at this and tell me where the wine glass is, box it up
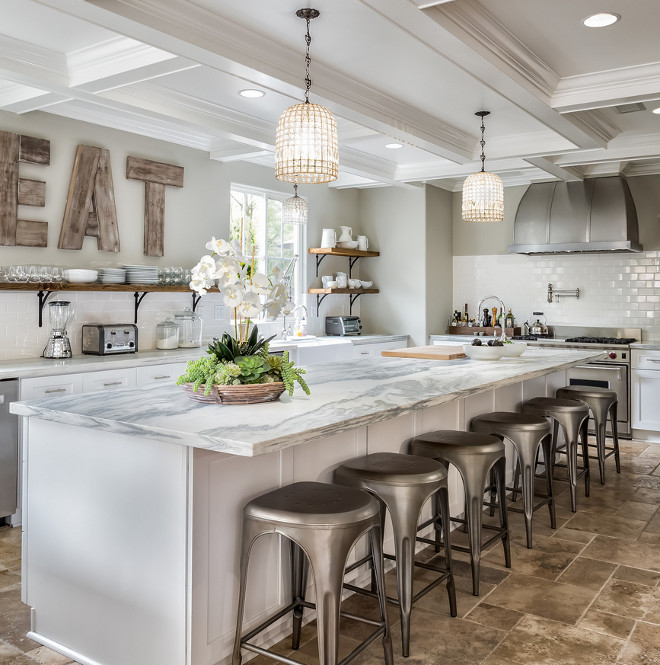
[51,267,63,283]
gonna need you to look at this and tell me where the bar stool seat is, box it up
[521,397,590,512]
[233,482,393,665]
[470,412,554,549]
[556,385,620,484]
[334,452,457,657]
[409,431,511,596]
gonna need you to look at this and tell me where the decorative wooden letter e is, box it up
[126,156,184,257]
[58,145,120,252]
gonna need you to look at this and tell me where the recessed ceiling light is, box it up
[385,143,403,150]
[583,12,620,28]
[653,107,660,115]
[239,89,266,98]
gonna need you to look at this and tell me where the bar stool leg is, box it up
[291,542,309,650]
[437,485,458,617]
[541,434,556,530]
[495,458,512,569]
[369,526,394,665]
[594,409,608,485]
[232,520,266,665]
[611,402,621,473]
[581,419,591,497]
[369,496,387,594]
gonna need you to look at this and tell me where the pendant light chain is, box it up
[479,115,486,173]
[304,17,312,103]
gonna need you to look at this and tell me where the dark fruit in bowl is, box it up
[492,340,504,347]
[471,339,482,346]
[487,339,494,346]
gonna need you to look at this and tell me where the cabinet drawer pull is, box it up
[359,351,370,355]
[103,381,124,387]
[154,375,170,380]
[646,359,660,363]
[44,388,67,394]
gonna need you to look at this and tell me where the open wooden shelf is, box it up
[0,282,190,292]
[308,287,379,295]
[308,247,380,258]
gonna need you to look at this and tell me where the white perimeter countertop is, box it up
[11,348,603,457]
[0,335,408,380]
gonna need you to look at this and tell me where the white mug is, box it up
[335,272,348,288]
[321,275,333,287]
[357,235,369,251]
[321,228,336,248]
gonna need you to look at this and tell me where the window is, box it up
[230,185,305,311]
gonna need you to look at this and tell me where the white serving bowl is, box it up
[337,240,359,249]
[360,280,373,288]
[63,269,98,284]
[503,342,527,357]
[463,344,506,361]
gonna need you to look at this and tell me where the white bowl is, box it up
[63,269,98,284]
[463,344,506,361]
[503,342,527,357]
[360,280,373,288]
[347,279,361,288]
[337,240,359,249]
[326,280,338,288]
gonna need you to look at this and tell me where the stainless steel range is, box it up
[512,326,640,438]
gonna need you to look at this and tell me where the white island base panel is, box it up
[21,369,569,665]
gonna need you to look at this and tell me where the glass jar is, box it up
[155,318,179,350]
[174,307,203,348]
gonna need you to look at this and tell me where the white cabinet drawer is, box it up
[632,349,660,370]
[632,368,660,431]
[82,368,137,393]
[21,374,83,400]
[137,363,187,388]
[352,345,375,358]
[353,340,408,358]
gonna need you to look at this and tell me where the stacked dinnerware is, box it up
[124,265,159,285]
[99,268,126,284]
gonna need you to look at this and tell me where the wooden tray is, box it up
[381,345,466,360]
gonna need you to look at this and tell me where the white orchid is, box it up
[237,291,261,318]
[251,272,271,295]
[216,255,240,277]
[223,283,244,308]
[189,275,215,295]
[205,236,232,255]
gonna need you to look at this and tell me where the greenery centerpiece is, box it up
[176,236,310,403]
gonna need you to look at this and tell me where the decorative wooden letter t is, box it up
[58,145,120,252]
[126,156,184,257]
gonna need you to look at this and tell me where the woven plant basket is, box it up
[181,383,221,403]
[215,382,286,405]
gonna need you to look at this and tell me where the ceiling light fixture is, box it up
[239,89,266,98]
[385,143,403,150]
[282,184,308,225]
[462,111,503,223]
[275,8,338,184]
[583,12,620,28]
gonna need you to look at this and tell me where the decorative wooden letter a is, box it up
[58,145,120,252]
[126,156,184,257]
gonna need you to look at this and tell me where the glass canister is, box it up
[155,317,179,350]
[175,307,203,348]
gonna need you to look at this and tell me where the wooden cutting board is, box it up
[381,345,466,360]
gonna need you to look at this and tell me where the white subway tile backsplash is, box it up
[453,251,660,341]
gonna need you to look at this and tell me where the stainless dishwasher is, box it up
[0,379,18,519]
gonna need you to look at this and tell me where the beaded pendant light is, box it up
[462,111,504,223]
[282,184,308,224]
[275,8,338,184]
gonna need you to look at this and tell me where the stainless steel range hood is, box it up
[508,176,643,254]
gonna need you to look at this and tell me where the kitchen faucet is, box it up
[476,295,505,327]
[282,305,308,340]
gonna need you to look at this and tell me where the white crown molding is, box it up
[624,160,660,177]
[562,110,620,145]
[553,62,660,113]
[67,36,175,86]
[0,34,68,87]
[524,157,583,182]
[410,1,457,7]
[3,92,73,114]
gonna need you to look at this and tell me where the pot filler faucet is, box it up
[476,295,505,329]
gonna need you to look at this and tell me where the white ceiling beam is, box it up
[361,0,612,150]
[409,1,457,8]
[553,63,660,113]
[524,157,583,181]
[35,0,474,163]
[210,147,271,162]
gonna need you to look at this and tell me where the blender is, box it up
[42,301,74,359]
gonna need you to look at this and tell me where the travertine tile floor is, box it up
[1,438,659,665]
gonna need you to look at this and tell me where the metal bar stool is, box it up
[409,431,511,597]
[232,482,393,665]
[521,397,590,513]
[333,452,457,657]
[556,385,620,484]
[470,412,555,549]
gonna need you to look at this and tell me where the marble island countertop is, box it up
[11,347,603,457]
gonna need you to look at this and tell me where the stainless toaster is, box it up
[82,324,138,355]
[325,316,362,336]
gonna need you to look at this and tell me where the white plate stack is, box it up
[99,268,126,284]
[124,265,159,285]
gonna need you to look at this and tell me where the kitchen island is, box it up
[11,348,602,665]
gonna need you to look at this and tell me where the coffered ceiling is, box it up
[1,0,659,190]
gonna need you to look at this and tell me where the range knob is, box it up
[609,352,617,359]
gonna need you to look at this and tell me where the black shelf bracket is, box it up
[37,290,54,328]
[349,293,363,315]
[191,292,202,312]
[314,254,328,277]
[348,257,360,278]
[316,293,329,313]
[133,291,148,324]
